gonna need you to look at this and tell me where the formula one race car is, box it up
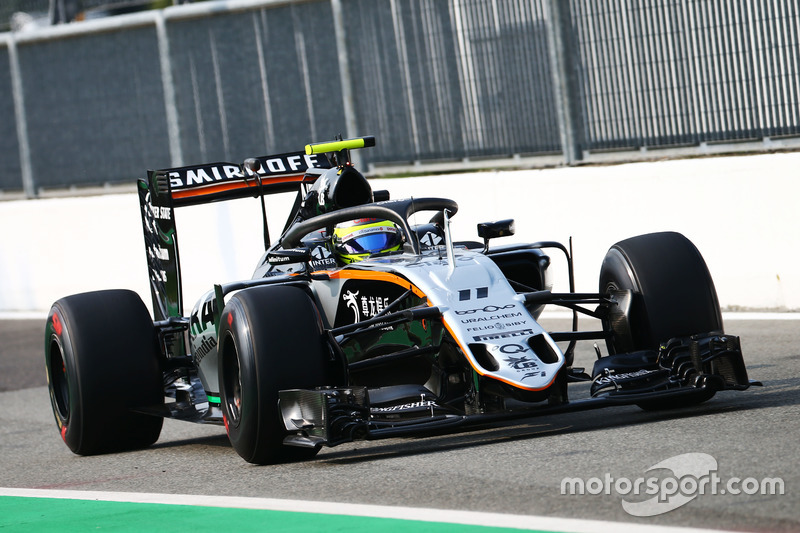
[45,136,759,464]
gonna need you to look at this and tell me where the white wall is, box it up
[1,152,798,313]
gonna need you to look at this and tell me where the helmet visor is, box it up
[340,232,400,254]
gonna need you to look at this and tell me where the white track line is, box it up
[0,487,733,533]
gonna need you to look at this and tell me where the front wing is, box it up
[278,328,758,449]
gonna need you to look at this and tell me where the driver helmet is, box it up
[333,218,403,264]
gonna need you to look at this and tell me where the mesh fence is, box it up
[166,2,344,165]
[17,24,171,187]
[1,0,798,193]
[344,0,560,167]
[0,44,21,190]
[571,0,800,150]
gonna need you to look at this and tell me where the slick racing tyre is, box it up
[218,285,336,465]
[599,232,722,410]
[45,290,164,455]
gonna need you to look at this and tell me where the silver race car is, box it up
[45,136,758,464]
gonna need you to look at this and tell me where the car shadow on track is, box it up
[140,380,795,461]
[150,433,231,450]
[315,388,792,465]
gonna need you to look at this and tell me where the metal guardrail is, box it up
[1,0,798,198]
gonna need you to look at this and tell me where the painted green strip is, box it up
[0,496,539,533]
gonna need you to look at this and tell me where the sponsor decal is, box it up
[166,153,322,190]
[497,343,527,354]
[461,312,523,324]
[405,255,473,268]
[268,254,295,264]
[138,185,181,320]
[334,280,410,328]
[149,205,172,220]
[371,400,437,413]
[466,321,527,332]
[150,268,168,284]
[169,164,241,189]
[342,290,389,322]
[311,245,332,261]
[503,355,539,371]
[420,231,443,247]
[456,304,516,315]
[473,328,534,342]
[190,299,216,337]
[495,349,545,380]
[593,369,659,386]
[156,247,169,261]
[343,290,360,322]
[338,224,394,241]
[194,335,217,364]
[309,245,337,270]
[315,175,329,206]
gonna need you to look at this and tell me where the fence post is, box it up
[544,0,583,165]
[7,35,35,198]
[156,10,183,167]
[330,0,361,168]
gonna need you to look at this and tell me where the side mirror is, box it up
[373,189,390,202]
[243,158,262,175]
[477,219,515,252]
[477,219,515,240]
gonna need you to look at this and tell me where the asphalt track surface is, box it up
[1,316,798,532]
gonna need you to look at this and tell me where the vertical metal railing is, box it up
[0,0,799,196]
[569,0,800,152]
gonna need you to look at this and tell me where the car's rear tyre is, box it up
[45,290,164,455]
[218,285,335,464]
[599,232,722,410]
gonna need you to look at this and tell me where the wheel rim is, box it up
[222,337,243,426]
[49,338,70,421]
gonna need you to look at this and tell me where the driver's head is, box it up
[333,218,403,264]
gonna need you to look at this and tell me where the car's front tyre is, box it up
[45,290,163,455]
[218,285,336,464]
[599,231,722,410]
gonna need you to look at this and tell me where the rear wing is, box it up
[137,151,331,322]
[151,152,329,208]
